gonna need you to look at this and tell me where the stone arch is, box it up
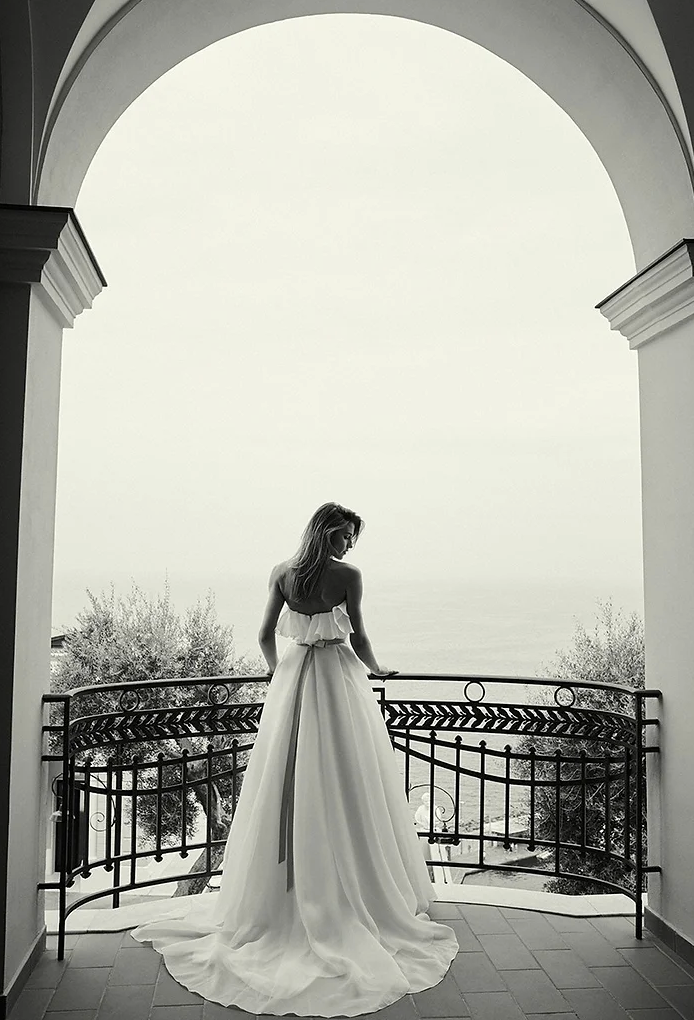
[36,0,694,269]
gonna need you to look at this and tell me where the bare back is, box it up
[277,559,354,615]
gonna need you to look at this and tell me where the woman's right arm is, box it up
[258,564,286,674]
[345,566,395,677]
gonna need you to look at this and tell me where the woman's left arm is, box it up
[258,564,286,675]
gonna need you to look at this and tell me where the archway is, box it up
[37,0,694,267]
[3,1,694,1009]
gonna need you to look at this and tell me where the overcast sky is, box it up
[54,14,640,639]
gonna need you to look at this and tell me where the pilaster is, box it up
[0,204,104,1016]
[598,239,694,953]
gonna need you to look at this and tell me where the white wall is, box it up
[5,291,64,990]
[638,317,694,944]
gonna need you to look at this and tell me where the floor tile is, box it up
[108,947,161,984]
[25,954,71,988]
[525,1015,579,1020]
[42,1012,97,1020]
[508,916,569,950]
[657,943,694,982]
[68,933,124,968]
[430,903,465,920]
[45,934,81,952]
[411,971,470,1016]
[592,966,668,1009]
[202,1004,259,1020]
[150,1007,204,1019]
[7,986,53,1020]
[543,915,597,934]
[625,1009,686,1019]
[500,969,572,1013]
[587,918,646,948]
[95,982,154,1020]
[451,952,506,993]
[153,967,205,1006]
[535,950,601,988]
[119,932,150,950]
[463,991,525,1019]
[446,919,482,952]
[458,906,514,936]
[365,996,420,1020]
[562,932,629,968]
[478,933,538,970]
[620,947,694,986]
[562,986,634,1020]
[46,966,110,1011]
[659,984,694,1020]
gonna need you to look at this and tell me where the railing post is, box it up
[130,757,139,888]
[528,746,536,853]
[155,753,164,863]
[478,741,486,867]
[57,698,70,961]
[427,730,437,867]
[81,757,92,878]
[181,748,189,858]
[503,745,512,850]
[635,692,644,939]
[554,750,562,876]
[113,751,123,908]
[454,736,461,844]
[580,749,587,858]
[206,743,214,877]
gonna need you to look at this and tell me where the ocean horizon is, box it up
[53,570,643,678]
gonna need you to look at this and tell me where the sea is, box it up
[212,572,644,676]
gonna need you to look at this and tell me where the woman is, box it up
[132,503,458,1015]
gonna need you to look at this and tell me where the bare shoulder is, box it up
[269,561,289,588]
[332,560,361,582]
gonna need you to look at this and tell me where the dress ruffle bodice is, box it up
[276,601,353,646]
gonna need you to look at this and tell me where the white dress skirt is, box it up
[131,602,458,1016]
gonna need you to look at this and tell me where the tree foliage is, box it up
[51,582,266,894]
[516,600,645,895]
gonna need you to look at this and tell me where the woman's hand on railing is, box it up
[368,668,399,679]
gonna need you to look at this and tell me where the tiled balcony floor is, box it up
[10,903,694,1020]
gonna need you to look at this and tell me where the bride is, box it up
[132,502,458,1015]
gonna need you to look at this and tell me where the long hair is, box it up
[286,503,364,603]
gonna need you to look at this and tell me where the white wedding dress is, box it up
[131,602,458,1015]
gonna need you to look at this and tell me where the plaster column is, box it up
[598,240,694,960]
[0,205,104,1015]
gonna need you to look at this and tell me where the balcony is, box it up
[24,673,690,1020]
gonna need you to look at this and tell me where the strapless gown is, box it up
[131,602,458,1016]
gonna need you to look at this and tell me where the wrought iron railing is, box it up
[40,674,660,958]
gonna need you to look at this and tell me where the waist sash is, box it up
[278,638,345,892]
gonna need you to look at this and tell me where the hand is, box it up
[368,668,399,679]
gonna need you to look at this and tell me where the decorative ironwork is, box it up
[40,673,660,960]
[464,680,486,703]
[208,683,230,706]
[382,700,636,743]
[119,689,141,713]
[554,686,576,708]
[68,703,263,752]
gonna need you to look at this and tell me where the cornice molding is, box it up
[0,204,106,328]
[597,239,694,349]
